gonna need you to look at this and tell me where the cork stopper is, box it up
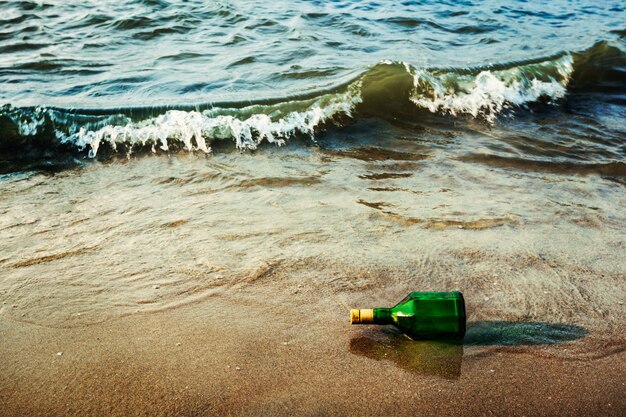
[350,308,374,324]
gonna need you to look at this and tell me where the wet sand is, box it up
[1,142,625,416]
[1,287,625,417]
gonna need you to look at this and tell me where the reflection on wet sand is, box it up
[349,321,588,380]
[350,330,464,380]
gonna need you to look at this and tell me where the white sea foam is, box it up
[68,85,362,157]
[407,55,574,122]
[3,55,578,156]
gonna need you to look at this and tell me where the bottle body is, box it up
[351,291,466,340]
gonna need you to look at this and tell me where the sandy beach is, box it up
[1,283,625,417]
[1,146,626,416]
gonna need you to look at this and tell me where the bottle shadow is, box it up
[349,321,588,380]
[464,320,587,346]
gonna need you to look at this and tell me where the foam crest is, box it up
[407,55,574,122]
[3,40,621,161]
[70,87,362,157]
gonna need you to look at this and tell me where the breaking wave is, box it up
[0,39,624,160]
[408,55,572,122]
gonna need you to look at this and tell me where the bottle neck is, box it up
[350,308,393,325]
[373,308,393,325]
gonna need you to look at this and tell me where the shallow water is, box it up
[0,0,625,362]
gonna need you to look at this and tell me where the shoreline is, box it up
[1,143,625,417]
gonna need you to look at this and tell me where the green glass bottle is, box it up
[350,291,466,340]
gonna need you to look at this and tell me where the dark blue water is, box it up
[0,0,624,175]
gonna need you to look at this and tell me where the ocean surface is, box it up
[0,1,625,359]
